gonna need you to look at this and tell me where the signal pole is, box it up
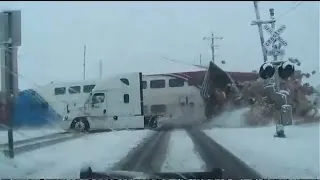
[203,33,223,63]
[253,4,292,138]
[0,10,21,158]
[269,8,281,92]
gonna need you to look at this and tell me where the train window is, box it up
[151,104,166,114]
[169,79,185,87]
[120,78,130,85]
[150,80,165,89]
[69,86,81,94]
[54,87,66,95]
[83,85,95,93]
[124,94,129,103]
[142,81,147,89]
[92,93,105,104]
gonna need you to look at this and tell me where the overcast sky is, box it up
[0,1,319,89]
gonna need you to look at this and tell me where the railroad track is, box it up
[0,132,69,149]
[0,126,264,178]
[1,129,112,156]
[187,128,263,179]
[109,126,262,179]
[111,130,171,173]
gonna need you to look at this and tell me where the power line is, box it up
[277,1,304,20]
[159,56,208,69]
[203,33,223,63]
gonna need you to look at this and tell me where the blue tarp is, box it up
[11,89,61,127]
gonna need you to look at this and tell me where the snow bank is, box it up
[0,130,154,178]
[204,123,320,178]
[161,130,205,172]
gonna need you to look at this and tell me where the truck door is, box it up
[110,72,145,129]
[90,92,107,117]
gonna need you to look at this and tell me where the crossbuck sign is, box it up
[263,25,288,47]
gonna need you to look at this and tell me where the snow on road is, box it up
[204,109,320,179]
[161,130,205,172]
[0,128,64,144]
[0,129,154,178]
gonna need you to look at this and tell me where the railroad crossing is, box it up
[263,24,288,47]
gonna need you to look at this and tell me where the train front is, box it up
[200,61,259,120]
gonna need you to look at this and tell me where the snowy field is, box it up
[161,130,205,172]
[204,108,320,179]
[0,129,154,178]
[0,128,65,144]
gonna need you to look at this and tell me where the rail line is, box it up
[187,128,263,179]
[0,132,69,149]
[111,130,171,173]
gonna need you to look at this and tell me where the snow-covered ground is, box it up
[0,128,65,144]
[204,109,320,179]
[0,129,154,178]
[206,108,250,128]
[161,130,205,172]
[1,109,319,179]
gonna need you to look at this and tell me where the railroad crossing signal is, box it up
[267,49,285,56]
[263,25,288,47]
[267,44,285,57]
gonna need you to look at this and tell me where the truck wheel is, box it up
[70,118,90,132]
[150,116,158,129]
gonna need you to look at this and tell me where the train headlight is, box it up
[259,62,275,79]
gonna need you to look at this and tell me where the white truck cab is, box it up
[60,72,152,132]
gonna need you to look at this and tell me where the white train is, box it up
[32,71,207,131]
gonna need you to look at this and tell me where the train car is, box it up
[4,62,258,128]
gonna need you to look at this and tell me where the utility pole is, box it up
[83,45,86,80]
[99,60,102,79]
[251,1,271,63]
[0,10,21,158]
[203,33,223,63]
[199,54,202,65]
[251,1,277,86]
